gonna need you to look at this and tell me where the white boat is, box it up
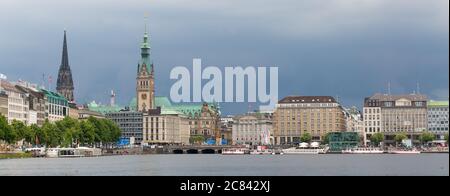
[46,148,60,158]
[222,148,246,155]
[46,147,102,158]
[388,149,421,154]
[24,147,46,157]
[282,142,328,155]
[77,147,102,156]
[282,147,327,155]
[271,150,284,155]
[342,147,384,154]
[250,150,273,155]
[250,150,260,155]
[249,146,273,155]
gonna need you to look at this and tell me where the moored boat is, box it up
[24,147,46,157]
[249,150,273,155]
[342,147,384,154]
[46,147,102,158]
[282,142,328,155]
[388,149,421,154]
[282,148,324,154]
[222,148,246,155]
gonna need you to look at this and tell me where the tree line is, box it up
[370,132,449,147]
[0,115,121,148]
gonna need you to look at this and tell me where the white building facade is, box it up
[142,108,190,145]
[427,101,449,141]
[364,93,428,144]
[232,112,273,145]
[0,80,29,124]
[41,89,69,123]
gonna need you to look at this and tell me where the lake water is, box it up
[0,154,448,176]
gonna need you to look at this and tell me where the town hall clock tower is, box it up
[136,26,154,112]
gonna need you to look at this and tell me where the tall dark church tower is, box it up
[56,30,75,102]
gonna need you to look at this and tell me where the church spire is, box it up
[61,30,69,69]
[57,30,75,102]
[138,17,152,75]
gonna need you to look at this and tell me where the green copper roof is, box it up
[428,101,449,107]
[137,31,153,74]
[40,89,68,102]
[129,97,137,111]
[88,101,123,115]
[130,96,219,117]
[155,96,172,107]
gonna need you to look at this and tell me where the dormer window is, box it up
[395,99,412,107]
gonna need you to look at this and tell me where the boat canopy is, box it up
[310,142,320,148]
[299,143,309,148]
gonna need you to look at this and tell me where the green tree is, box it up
[370,133,384,147]
[300,133,312,143]
[103,119,121,143]
[11,120,31,144]
[56,117,81,147]
[190,135,205,144]
[322,133,330,144]
[445,133,449,144]
[79,120,96,146]
[0,115,8,141]
[28,124,44,145]
[88,116,107,145]
[419,132,435,145]
[0,115,16,144]
[42,120,60,147]
[87,117,121,147]
[0,115,10,142]
[394,133,408,147]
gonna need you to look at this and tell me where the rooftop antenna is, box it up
[110,90,116,106]
[41,73,46,89]
[48,75,52,91]
[416,82,421,94]
[388,82,391,95]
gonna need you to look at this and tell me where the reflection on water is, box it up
[0,154,448,176]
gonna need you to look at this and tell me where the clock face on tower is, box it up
[141,93,147,100]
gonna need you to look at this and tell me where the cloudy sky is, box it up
[0,0,448,114]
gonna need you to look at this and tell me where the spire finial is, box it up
[144,12,149,34]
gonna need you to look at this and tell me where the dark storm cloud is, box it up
[0,0,448,114]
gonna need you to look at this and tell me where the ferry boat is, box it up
[271,150,284,155]
[249,149,273,155]
[282,148,326,154]
[282,142,328,155]
[249,146,273,155]
[388,149,421,154]
[24,147,46,157]
[46,147,102,158]
[342,147,384,154]
[222,148,246,155]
